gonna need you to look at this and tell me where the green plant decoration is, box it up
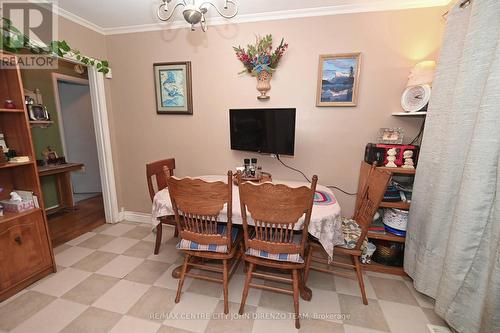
[233,34,288,76]
[1,18,110,74]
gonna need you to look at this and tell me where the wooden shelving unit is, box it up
[0,208,42,224]
[367,230,406,243]
[361,261,407,276]
[29,120,54,128]
[0,161,34,169]
[362,166,414,276]
[376,167,416,175]
[0,108,25,113]
[0,51,56,301]
[391,112,427,117]
[379,201,411,209]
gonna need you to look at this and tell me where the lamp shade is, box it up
[407,60,436,87]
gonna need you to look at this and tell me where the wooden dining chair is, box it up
[303,162,390,305]
[166,171,243,314]
[146,158,177,255]
[237,174,318,329]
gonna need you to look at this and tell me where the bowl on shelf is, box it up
[383,208,408,236]
[384,224,406,237]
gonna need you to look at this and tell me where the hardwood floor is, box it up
[48,194,105,247]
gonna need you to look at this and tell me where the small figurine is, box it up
[42,146,58,164]
[402,150,415,169]
[385,148,398,168]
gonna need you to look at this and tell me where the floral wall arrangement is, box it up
[233,34,288,100]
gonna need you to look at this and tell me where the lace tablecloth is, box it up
[151,175,344,259]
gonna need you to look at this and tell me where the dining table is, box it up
[151,175,345,300]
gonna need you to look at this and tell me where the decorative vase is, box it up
[4,99,16,109]
[256,71,271,100]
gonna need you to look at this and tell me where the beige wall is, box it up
[58,17,107,59]
[105,7,446,216]
[56,17,123,204]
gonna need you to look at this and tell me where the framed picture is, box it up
[316,53,361,107]
[24,88,43,104]
[153,61,193,114]
[28,104,50,121]
[378,128,405,144]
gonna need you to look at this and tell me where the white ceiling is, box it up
[56,0,451,35]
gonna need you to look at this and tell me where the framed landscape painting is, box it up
[316,53,361,107]
[154,61,193,114]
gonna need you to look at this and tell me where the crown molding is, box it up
[56,0,450,36]
[56,5,106,35]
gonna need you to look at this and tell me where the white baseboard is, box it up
[427,325,452,333]
[117,210,176,230]
[120,211,153,224]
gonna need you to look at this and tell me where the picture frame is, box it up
[378,128,405,144]
[28,104,50,121]
[24,88,43,105]
[316,53,361,107]
[153,61,193,115]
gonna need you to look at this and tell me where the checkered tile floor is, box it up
[0,221,451,333]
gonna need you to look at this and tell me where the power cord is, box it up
[326,186,357,196]
[275,154,357,196]
[276,154,311,182]
[410,120,426,145]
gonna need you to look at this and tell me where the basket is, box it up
[371,240,405,267]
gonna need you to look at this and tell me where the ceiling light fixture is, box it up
[157,0,238,32]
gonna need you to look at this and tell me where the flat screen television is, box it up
[229,108,296,156]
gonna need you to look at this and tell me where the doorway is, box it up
[47,73,106,246]
[22,59,118,245]
[56,78,102,202]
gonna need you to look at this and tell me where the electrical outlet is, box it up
[270,154,277,159]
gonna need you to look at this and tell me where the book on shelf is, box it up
[9,156,30,163]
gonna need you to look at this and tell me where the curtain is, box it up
[404,0,500,332]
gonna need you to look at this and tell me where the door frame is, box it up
[51,68,119,223]
[52,73,89,157]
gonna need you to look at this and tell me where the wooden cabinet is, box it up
[0,209,52,290]
[361,166,415,276]
[0,52,55,301]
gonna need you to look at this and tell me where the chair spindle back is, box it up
[238,174,318,257]
[166,171,234,250]
[353,162,391,249]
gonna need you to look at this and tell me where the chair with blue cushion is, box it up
[166,171,243,314]
[237,174,318,329]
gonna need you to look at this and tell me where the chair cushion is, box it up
[338,217,368,250]
[245,233,304,263]
[176,225,239,253]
